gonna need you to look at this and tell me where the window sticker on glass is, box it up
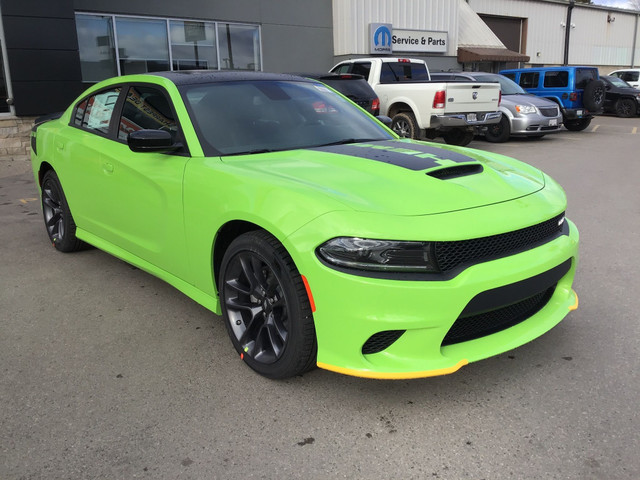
[85,91,120,132]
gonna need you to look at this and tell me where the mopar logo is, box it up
[472,92,478,100]
[374,25,392,48]
[369,23,393,54]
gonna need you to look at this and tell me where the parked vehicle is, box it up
[293,72,380,116]
[30,71,578,380]
[331,57,502,146]
[608,68,640,89]
[500,66,605,132]
[431,72,562,143]
[599,75,640,117]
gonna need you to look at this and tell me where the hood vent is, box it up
[427,164,484,180]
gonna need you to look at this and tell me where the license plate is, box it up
[467,113,477,122]
[549,119,558,126]
[576,110,583,116]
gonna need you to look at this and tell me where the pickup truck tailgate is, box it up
[444,83,500,113]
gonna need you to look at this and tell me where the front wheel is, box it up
[391,112,419,139]
[564,118,592,131]
[442,128,474,146]
[41,170,83,252]
[484,116,511,143]
[615,98,635,118]
[219,231,317,379]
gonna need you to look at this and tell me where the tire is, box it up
[564,118,591,131]
[442,128,474,146]
[484,116,511,143]
[391,112,419,139]
[615,98,635,118]
[219,230,317,379]
[41,170,83,252]
[583,80,605,111]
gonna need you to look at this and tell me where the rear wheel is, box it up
[391,112,419,139]
[615,98,635,118]
[442,128,474,146]
[484,116,511,143]
[41,170,83,252]
[219,231,317,379]
[564,118,592,131]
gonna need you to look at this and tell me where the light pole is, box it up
[563,0,575,66]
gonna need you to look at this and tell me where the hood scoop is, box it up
[427,164,484,180]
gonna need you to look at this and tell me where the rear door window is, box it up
[543,71,568,88]
[519,72,539,89]
[72,88,122,135]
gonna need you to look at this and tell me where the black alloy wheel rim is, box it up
[42,179,65,243]
[224,252,289,364]
[618,101,632,116]
[393,119,411,137]
[594,86,605,105]
[488,122,502,136]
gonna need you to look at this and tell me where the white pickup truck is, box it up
[331,57,502,146]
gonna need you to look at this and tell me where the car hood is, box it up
[221,139,545,216]
[503,93,559,108]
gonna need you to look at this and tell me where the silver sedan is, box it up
[431,72,563,143]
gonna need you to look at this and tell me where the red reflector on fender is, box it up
[301,275,316,312]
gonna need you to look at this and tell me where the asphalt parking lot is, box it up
[1,115,639,479]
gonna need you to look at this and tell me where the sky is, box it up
[591,0,640,10]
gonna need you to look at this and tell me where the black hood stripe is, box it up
[308,140,478,171]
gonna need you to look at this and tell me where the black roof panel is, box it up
[150,70,313,86]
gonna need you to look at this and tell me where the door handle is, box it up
[55,142,64,151]
[103,163,114,174]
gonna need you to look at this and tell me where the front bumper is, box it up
[431,111,502,128]
[509,114,563,136]
[286,201,579,379]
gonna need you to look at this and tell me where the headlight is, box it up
[317,237,439,273]
[515,105,537,114]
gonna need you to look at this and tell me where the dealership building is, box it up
[1,0,639,162]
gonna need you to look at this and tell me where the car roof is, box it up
[501,66,596,72]
[150,70,313,86]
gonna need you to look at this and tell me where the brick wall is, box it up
[0,115,36,160]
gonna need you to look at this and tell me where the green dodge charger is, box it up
[30,71,579,379]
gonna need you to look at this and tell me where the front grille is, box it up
[442,286,556,346]
[362,330,406,354]
[539,106,559,117]
[434,213,565,273]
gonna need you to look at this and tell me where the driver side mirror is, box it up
[127,129,182,153]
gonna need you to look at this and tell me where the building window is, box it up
[218,23,261,71]
[116,17,170,75]
[76,15,118,83]
[75,13,261,82]
[170,20,217,70]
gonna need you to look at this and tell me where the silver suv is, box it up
[431,72,562,143]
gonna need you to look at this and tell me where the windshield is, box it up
[181,80,393,156]
[605,76,632,88]
[473,74,526,95]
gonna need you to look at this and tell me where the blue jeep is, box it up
[500,66,605,131]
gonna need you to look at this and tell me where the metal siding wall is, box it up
[469,0,640,67]
[469,0,566,65]
[332,0,459,56]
